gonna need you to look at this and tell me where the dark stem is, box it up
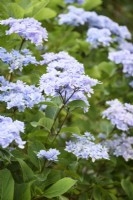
[50,89,77,135]
[19,38,25,51]
[51,108,70,145]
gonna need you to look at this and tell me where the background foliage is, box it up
[0,0,133,199]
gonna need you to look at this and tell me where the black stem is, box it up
[19,38,25,51]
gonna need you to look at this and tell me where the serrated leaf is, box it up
[0,169,14,200]
[43,177,77,198]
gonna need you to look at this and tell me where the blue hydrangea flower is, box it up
[59,6,86,26]
[108,50,133,76]
[102,99,133,131]
[39,51,99,112]
[103,133,133,161]
[0,76,44,111]
[37,148,60,161]
[0,115,25,148]
[0,18,48,46]
[65,132,109,162]
[86,28,113,48]
[58,6,131,48]
[118,40,133,53]
[0,47,38,72]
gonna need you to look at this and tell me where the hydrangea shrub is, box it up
[0,0,133,199]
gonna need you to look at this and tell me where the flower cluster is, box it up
[58,6,131,48]
[118,40,133,53]
[37,148,60,161]
[39,51,99,111]
[59,6,89,26]
[108,50,133,76]
[86,28,113,48]
[0,18,48,46]
[0,115,25,148]
[0,47,38,72]
[65,132,109,161]
[64,0,84,4]
[0,76,44,111]
[102,99,133,131]
[103,133,133,161]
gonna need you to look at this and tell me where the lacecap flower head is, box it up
[102,99,133,131]
[0,76,44,112]
[37,148,60,161]
[0,115,25,148]
[65,132,109,162]
[0,17,48,46]
[39,51,99,112]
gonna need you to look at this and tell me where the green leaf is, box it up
[31,117,54,131]
[28,141,44,168]
[83,0,102,10]
[98,62,117,77]
[38,117,54,131]
[14,183,31,200]
[17,158,34,182]
[43,177,77,198]
[59,196,69,200]
[34,8,57,20]
[0,169,14,200]
[93,186,102,200]
[7,3,24,18]
[41,101,58,107]
[45,106,59,119]
[68,100,88,110]
[32,0,49,17]
[121,179,133,199]
[60,127,80,135]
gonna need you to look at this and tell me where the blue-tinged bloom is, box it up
[0,115,25,148]
[103,133,133,161]
[108,50,133,76]
[39,51,99,112]
[64,0,84,4]
[0,18,48,46]
[65,132,109,162]
[102,99,133,131]
[0,76,44,111]
[0,47,38,72]
[58,6,86,26]
[37,148,60,161]
[86,28,113,48]
[118,40,133,53]
[58,6,131,48]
